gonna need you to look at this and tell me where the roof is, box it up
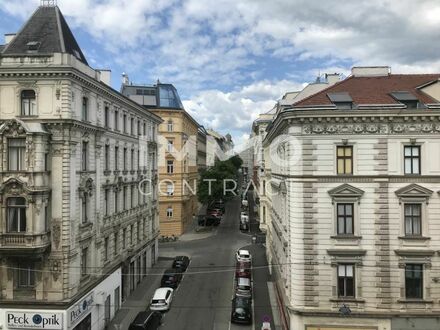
[153,287,172,298]
[2,6,88,65]
[294,74,440,107]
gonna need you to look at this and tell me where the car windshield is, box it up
[238,284,250,290]
[234,307,247,315]
[152,299,165,304]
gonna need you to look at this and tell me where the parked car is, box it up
[150,287,174,311]
[230,296,252,325]
[236,249,252,262]
[160,268,183,288]
[172,256,190,272]
[199,215,221,226]
[242,199,248,207]
[236,261,251,279]
[235,277,252,298]
[207,208,223,218]
[210,201,225,212]
[240,214,249,224]
[129,311,162,330]
[239,222,248,231]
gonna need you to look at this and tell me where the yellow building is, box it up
[122,82,200,236]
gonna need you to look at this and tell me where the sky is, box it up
[1,0,440,146]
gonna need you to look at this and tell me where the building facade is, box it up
[0,4,161,329]
[264,66,440,330]
[122,82,199,236]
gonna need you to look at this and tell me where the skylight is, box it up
[327,92,353,103]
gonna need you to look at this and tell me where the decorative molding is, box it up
[395,249,435,257]
[328,184,365,204]
[395,184,433,204]
[327,249,366,257]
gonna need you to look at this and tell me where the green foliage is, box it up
[197,157,241,204]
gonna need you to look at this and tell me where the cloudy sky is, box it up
[1,0,440,145]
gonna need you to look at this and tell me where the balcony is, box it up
[0,233,51,256]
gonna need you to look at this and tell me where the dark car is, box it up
[207,208,223,218]
[198,215,221,226]
[160,268,183,288]
[211,201,225,212]
[239,222,248,231]
[172,256,190,272]
[230,296,252,324]
[129,311,162,330]
[236,261,251,279]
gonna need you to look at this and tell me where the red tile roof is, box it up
[294,74,440,107]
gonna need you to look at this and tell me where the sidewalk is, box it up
[107,257,172,330]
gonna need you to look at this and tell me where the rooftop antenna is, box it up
[41,0,57,6]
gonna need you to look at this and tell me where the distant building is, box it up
[0,3,161,329]
[206,129,234,166]
[122,80,200,236]
[197,126,208,171]
[264,66,440,330]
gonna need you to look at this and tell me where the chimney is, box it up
[325,73,341,85]
[4,33,16,44]
[98,69,112,87]
[122,72,129,85]
[351,66,391,77]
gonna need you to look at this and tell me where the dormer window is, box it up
[327,92,353,109]
[21,90,37,116]
[390,91,420,109]
[26,41,40,52]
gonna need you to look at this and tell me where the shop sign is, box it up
[6,311,63,329]
[68,292,94,327]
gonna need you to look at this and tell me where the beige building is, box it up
[0,4,161,329]
[263,66,440,330]
[122,82,199,236]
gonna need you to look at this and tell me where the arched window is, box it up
[167,120,173,132]
[21,90,36,116]
[7,197,26,232]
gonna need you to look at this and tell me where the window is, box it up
[114,233,118,256]
[167,120,173,132]
[130,224,134,245]
[338,264,355,297]
[143,122,146,136]
[21,90,36,116]
[131,149,134,171]
[405,264,423,299]
[404,204,421,236]
[123,186,127,210]
[114,191,119,213]
[131,118,134,135]
[114,110,119,130]
[8,138,26,171]
[82,97,88,121]
[137,221,140,242]
[337,203,354,235]
[167,183,174,196]
[167,160,174,174]
[104,237,109,261]
[404,146,420,175]
[44,205,49,232]
[7,197,26,232]
[166,207,173,218]
[123,114,127,133]
[123,148,127,171]
[104,189,109,216]
[18,263,35,287]
[137,120,141,136]
[104,106,109,127]
[105,145,110,171]
[131,185,134,208]
[81,193,88,223]
[337,146,353,174]
[81,247,88,277]
[114,146,119,170]
[122,228,126,249]
[167,140,174,152]
[82,141,88,171]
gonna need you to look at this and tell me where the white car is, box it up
[236,249,252,262]
[241,200,248,207]
[150,287,174,311]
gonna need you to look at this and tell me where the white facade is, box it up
[263,71,440,329]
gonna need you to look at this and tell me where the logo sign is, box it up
[68,292,94,327]
[7,312,63,329]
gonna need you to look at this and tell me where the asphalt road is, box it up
[159,197,254,330]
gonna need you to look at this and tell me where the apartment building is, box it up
[263,66,440,330]
[122,82,199,236]
[0,4,161,329]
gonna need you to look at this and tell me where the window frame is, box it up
[337,264,355,298]
[81,247,88,277]
[82,141,88,171]
[17,262,35,288]
[7,197,27,233]
[336,203,354,235]
[404,203,422,236]
[166,207,173,218]
[405,264,423,299]
[336,145,353,175]
[20,90,37,116]
[82,97,88,121]
[167,160,174,174]
[167,120,173,132]
[8,138,26,171]
[404,145,421,175]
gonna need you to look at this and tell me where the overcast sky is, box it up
[1,0,440,145]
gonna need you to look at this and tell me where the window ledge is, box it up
[330,298,365,303]
[17,115,39,118]
[79,222,93,230]
[331,235,362,240]
[397,298,433,304]
[398,236,430,241]
[104,170,112,176]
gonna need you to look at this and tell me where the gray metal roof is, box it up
[1,6,88,65]
[390,91,418,101]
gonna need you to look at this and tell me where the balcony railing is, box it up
[0,233,51,255]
